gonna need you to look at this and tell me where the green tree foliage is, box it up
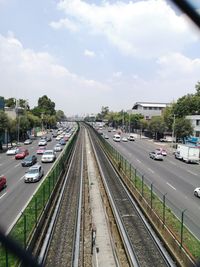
[0,111,9,149]
[38,95,56,116]
[56,110,66,122]
[148,116,166,139]
[5,98,16,108]
[174,117,193,139]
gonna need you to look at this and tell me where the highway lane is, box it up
[103,130,200,238]
[0,134,64,232]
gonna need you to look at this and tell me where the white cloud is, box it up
[50,18,78,32]
[53,0,199,58]
[0,33,111,115]
[84,49,95,57]
[113,71,122,78]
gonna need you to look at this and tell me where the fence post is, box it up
[5,247,8,267]
[24,214,27,249]
[134,169,137,187]
[151,183,153,209]
[163,193,167,227]
[35,197,38,226]
[142,175,144,196]
[180,209,187,248]
[43,185,45,209]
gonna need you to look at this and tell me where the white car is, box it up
[56,135,62,141]
[24,165,44,183]
[24,139,32,145]
[194,188,200,197]
[149,151,163,160]
[41,150,56,163]
[122,137,128,142]
[38,140,47,146]
[6,147,19,155]
[54,144,63,152]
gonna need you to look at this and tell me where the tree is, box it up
[148,116,166,140]
[38,95,56,116]
[56,110,66,122]
[0,111,9,149]
[5,98,16,108]
[174,117,193,140]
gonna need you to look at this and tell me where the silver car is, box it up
[149,151,163,160]
[24,165,44,183]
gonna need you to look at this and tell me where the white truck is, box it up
[175,144,199,164]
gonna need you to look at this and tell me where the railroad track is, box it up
[36,124,176,267]
[38,126,85,267]
[87,125,176,267]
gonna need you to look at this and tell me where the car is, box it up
[104,135,109,139]
[122,137,128,142]
[194,187,200,197]
[21,155,37,167]
[52,132,57,138]
[6,147,19,155]
[24,139,32,145]
[59,139,66,145]
[46,136,52,142]
[113,134,121,142]
[56,135,62,141]
[0,175,7,191]
[128,134,135,141]
[15,148,29,159]
[155,148,167,156]
[54,144,63,152]
[36,146,46,154]
[149,151,163,160]
[24,165,44,183]
[38,140,47,146]
[41,150,56,163]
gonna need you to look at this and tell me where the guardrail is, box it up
[0,126,79,267]
[92,128,200,267]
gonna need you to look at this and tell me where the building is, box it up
[186,115,200,137]
[131,102,170,120]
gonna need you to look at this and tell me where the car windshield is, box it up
[28,169,39,174]
[44,151,53,155]
[24,156,32,161]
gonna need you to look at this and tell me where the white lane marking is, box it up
[31,146,34,149]
[0,192,7,200]
[20,175,25,181]
[14,163,20,168]
[167,182,176,191]
[148,168,154,173]
[136,159,141,163]
[187,170,198,176]
[168,160,176,165]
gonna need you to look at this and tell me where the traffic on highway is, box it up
[98,126,200,239]
[0,123,75,233]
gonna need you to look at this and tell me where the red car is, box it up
[36,146,46,154]
[15,148,29,159]
[0,176,7,191]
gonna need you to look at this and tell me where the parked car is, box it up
[122,137,128,142]
[194,187,200,197]
[6,147,19,155]
[41,150,56,163]
[0,175,7,191]
[38,140,47,146]
[54,144,62,152]
[36,146,46,154]
[155,148,167,156]
[24,165,44,183]
[21,155,37,167]
[149,151,163,160]
[24,139,32,145]
[15,148,29,159]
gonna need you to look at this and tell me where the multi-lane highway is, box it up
[0,134,65,233]
[102,129,200,238]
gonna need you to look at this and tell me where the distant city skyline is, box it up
[0,0,200,116]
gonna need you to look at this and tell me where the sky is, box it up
[0,0,200,116]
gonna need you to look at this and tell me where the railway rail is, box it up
[38,126,85,267]
[36,124,176,267]
[87,125,176,267]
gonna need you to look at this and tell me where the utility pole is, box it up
[172,114,176,151]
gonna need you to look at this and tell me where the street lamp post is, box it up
[172,114,176,151]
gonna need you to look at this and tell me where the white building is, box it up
[131,102,170,120]
[186,115,200,137]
